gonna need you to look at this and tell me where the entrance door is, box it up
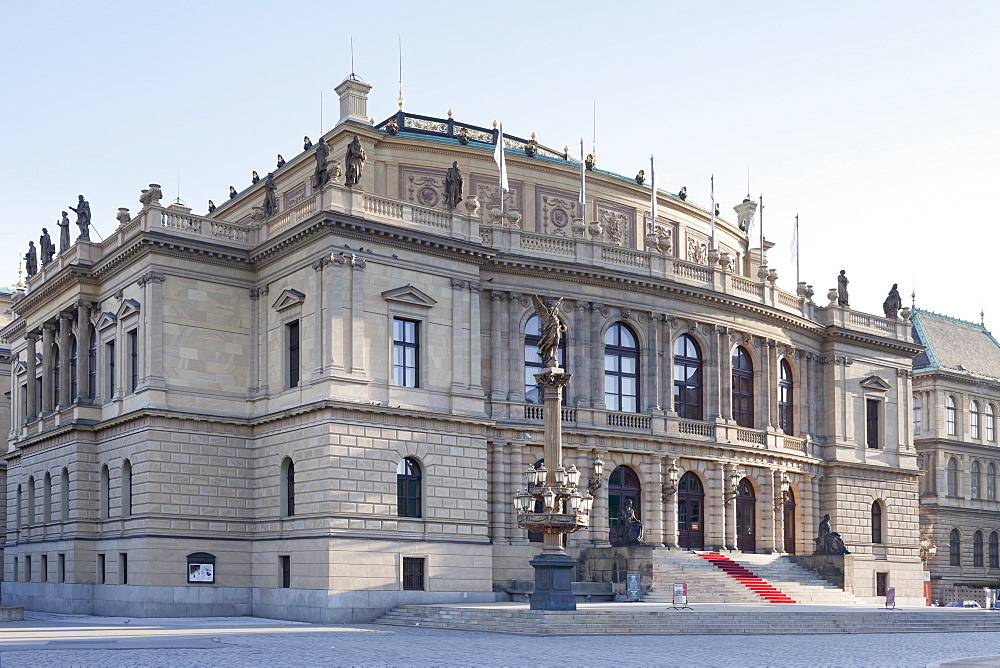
[736,478,757,552]
[608,466,641,543]
[677,472,705,550]
[783,493,796,554]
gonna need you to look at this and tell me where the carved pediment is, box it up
[860,375,892,392]
[96,312,118,331]
[381,284,437,308]
[117,299,140,319]
[272,289,306,312]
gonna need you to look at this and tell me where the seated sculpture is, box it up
[613,499,645,546]
[814,513,850,555]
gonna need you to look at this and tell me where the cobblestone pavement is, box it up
[2,614,1000,667]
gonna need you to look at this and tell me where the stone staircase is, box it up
[697,552,796,603]
[731,552,865,605]
[645,549,762,604]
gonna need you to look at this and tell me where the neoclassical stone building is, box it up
[2,75,926,620]
[912,309,1000,601]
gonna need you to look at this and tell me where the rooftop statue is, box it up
[530,294,566,367]
[635,169,645,186]
[814,513,850,555]
[251,171,260,185]
[69,195,91,241]
[314,140,330,188]
[837,270,849,307]
[24,241,37,277]
[262,173,278,219]
[344,135,366,187]
[444,161,463,210]
[678,186,687,201]
[303,136,313,151]
[883,283,902,319]
[229,186,237,200]
[39,228,55,266]
[277,154,286,168]
[57,211,71,253]
[207,200,216,214]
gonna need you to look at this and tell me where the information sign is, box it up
[673,583,688,605]
[626,573,642,602]
[886,586,896,609]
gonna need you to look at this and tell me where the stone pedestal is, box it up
[529,550,579,610]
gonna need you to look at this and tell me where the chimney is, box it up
[335,75,373,126]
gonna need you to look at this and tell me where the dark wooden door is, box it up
[736,478,756,552]
[783,494,796,554]
[677,472,705,550]
[608,466,642,543]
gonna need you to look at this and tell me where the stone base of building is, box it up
[788,553,925,606]
[0,582,496,623]
[575,545,654,597]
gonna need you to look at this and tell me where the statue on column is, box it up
[883,283,902,319]
[444,161,463,210]
[25,241,38,277]
[313,139,330,188]
[262,172,278,219]
[69,195,91,241]
[837,270,849,307]
[530,294,566,366]
[57,211,71,253]
[344,135,366,187]
[39,228,55,266]
[813,513,850,555]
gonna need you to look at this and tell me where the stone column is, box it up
[642,459,664,546]
[591,304,605,408]
[647,314,662,412]
[26,331,38,421]
[724,463,737,550]
[41,323,55,415]
[249,288,261,394]
[502,441,517,544]
[572,302,591,407]
[506,293,523,402]
[489,291,506,400]
[489,441,506,543]
[468,283,483,394]
[327,256,346,375]
[75,301,91,403]
[719,328,733,421]
[706,461,726,549]
[765,340,777,429]
[58,313,72,409]
[663,457,679,548]
[772,469,785,553]
[312,257,328,378]
[591,449,611,546]
[349,258,366,376]
[663,317,676,414]
[254,286,270,394]
[451,279,468,392]
[139,271,166,390]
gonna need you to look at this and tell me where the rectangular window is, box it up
[866,399,880,449]
[127,329,138,392]
[35,374,42,413]
[98,553,106,584]
[286,321,300,388]
[25,555,32,582]
[41,554,48,582]
[105,340,115,400]
[875,572,889,597]
[59,553,66,583]
[20,382,26,422]
[393,318,419,387]
[120,553,128,585]
[402,557,426,591]
[279,555,291,588]
[13,557,18,582]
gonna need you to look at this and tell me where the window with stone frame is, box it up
[69,335,78,400]
[988,463,997,501]
[396,457,422,518]
[604,323,639,413]
[731,346,754,429]
[871,500,883,544]
[947,458,959,497]
[946,396,958,436]
[865,398,880,449]
[972,461,982,499]
[127,328,139,393]
[286,321,300,389]
[971,400,982,439]
[88,327,97,400]
[673,334,703,420]
[778,359,793,435]
[280,457,295,517]
[950,528,961,566]
[987,404,997,442]
[990,532,999,569]
[402,556,425,591]
[392,317,419,388]
[974,531,985,567]
[912,395,922,434]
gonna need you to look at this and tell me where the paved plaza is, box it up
[1,611,1000,667]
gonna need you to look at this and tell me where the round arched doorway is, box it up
[736,478,757,552]
[608,466,641,543]
[783,490,796,554]
[678,471,705,549]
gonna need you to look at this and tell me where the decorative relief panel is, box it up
[684,229,739,271]
[283,182,308,209]
[399,165,447,210]
[595,199,636,248]
[470,173,523,213]
[535,186,577,236]
[642,213,678,257]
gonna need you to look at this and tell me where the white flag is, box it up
[650,155,656,223]
[579,139,585,218]
[494,123,508,193]
[790,215,799,264]
[709,175,716,248]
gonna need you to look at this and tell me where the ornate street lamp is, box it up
[773,471,792,511]
[662,459,680,500]
[724,466,742,506]
[589,456,605,492]
[513,295,593,611]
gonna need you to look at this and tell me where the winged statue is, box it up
[531,294,567,366]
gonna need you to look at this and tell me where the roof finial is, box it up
[397,35,404,111]
[911,281,916,310]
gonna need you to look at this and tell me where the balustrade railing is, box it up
[607,412,651,429]
[523,404,578,422]
[678,420,717,438]
[736,429,767,446]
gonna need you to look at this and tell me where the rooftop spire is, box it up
[397,35,404,111]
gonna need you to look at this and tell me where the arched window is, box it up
[16,484,23,529]
[950,528,961,566]
[778,359,793,435]
[673,335,703,420]
[988,463,997,501]
[608,465,641,543]
[604,323,639,413]
[397,457,422,518]
[972,461,982,499]
[971,401,981,439]
[280,457,295,517]
[732,346,754,428]
[990,532,999,569]
[99,464,110,519]
[524,315,565,404]
[947,458,959,497]
[974,530,985,567]
[88,326,97,400]
[871,500,883,544]
[69,335,78,401]
[52,343,61,407]
[61,468,69,522]
[946,396,957,435]
[122,459,132,517]
[913,395,922,435]
[987,404,996,442]
[27,476,35,525]
[43,472,52,524]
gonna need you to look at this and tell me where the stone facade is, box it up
[2,76,928,618]
[912,309,1000,600]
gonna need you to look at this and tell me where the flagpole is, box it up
[709,175,715,249]
[758,193,764,265]
[579,139,586,219]
[795,214,800,286]
[650,155,656,223]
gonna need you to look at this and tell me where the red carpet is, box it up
[698,552,796,603]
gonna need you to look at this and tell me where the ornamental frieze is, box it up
[594,199,636,248]
[470,173,523,213]
[534,185,577,236]
[398,165,447,210]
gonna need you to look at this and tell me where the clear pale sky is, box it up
[2,1,995,328]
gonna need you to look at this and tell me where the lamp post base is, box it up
[529,550,578,611]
